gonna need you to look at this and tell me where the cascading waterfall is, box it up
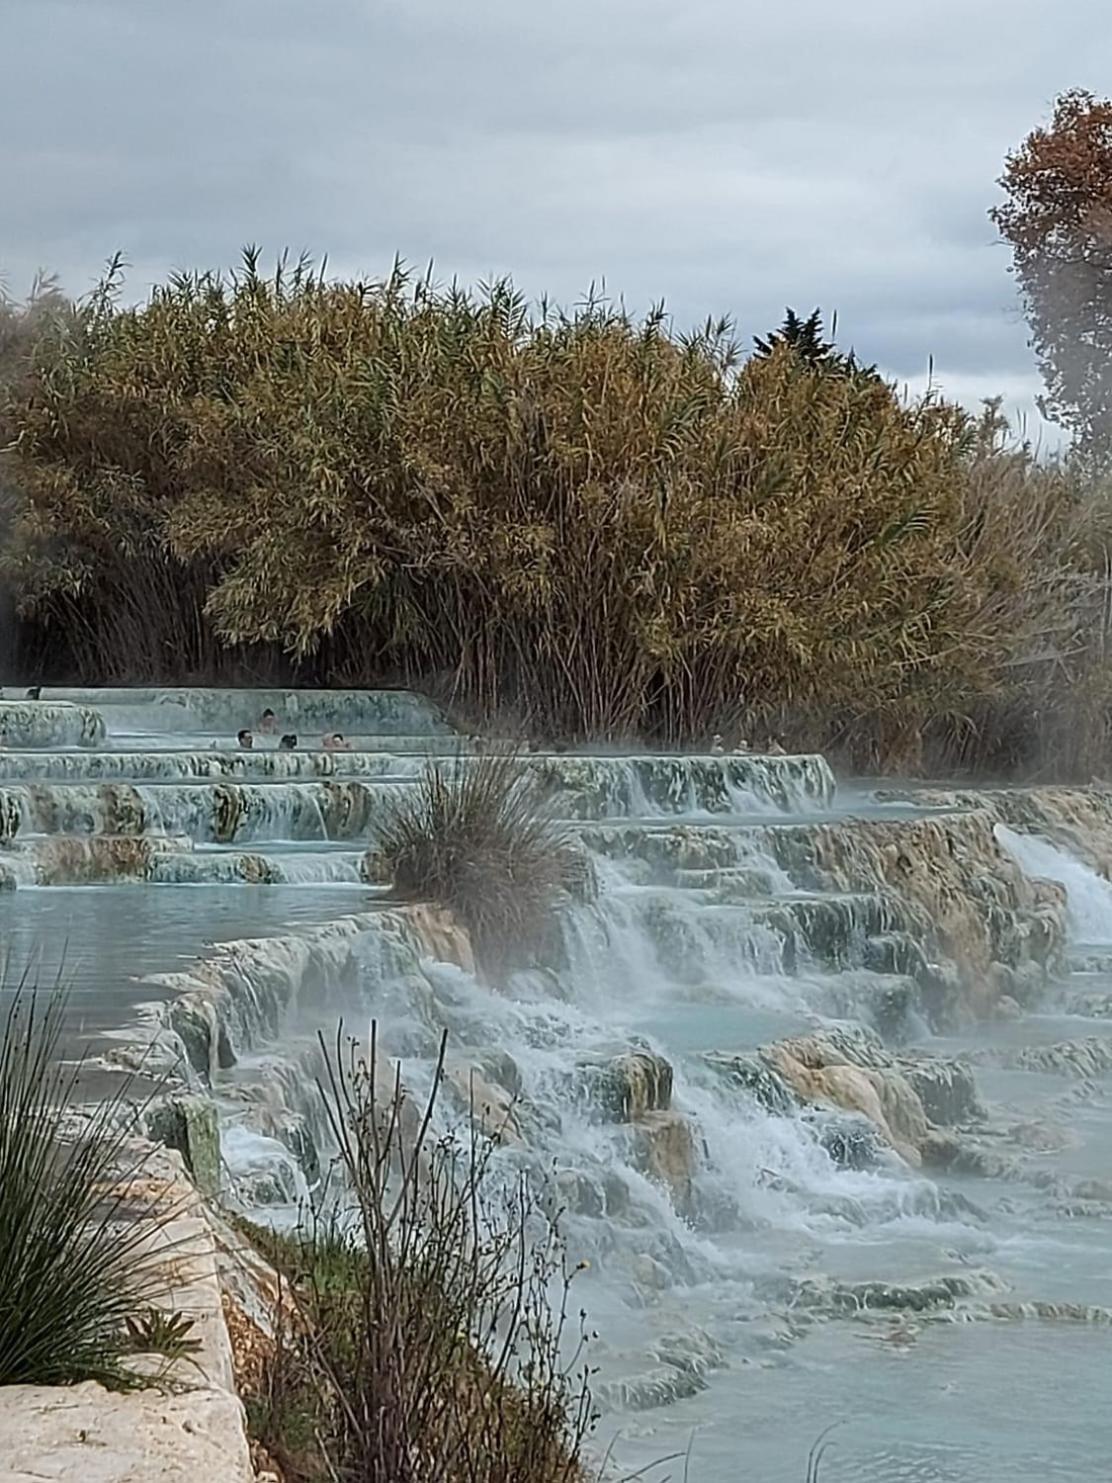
[3,686,1112,1479]
[997,824,1112,946]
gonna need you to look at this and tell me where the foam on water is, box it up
[997,824,1112,944]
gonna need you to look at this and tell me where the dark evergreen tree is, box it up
[753,307,833,364]
[753,307,880,381]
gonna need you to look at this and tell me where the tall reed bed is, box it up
[2,256,1109,772]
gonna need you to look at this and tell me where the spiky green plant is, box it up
[0,968,172,1386]
[124,1307,202,1359]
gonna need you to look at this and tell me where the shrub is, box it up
[376,749,579,977]
[830,400,1112,776]
[247,1025,594,1483]
[4,254,1110,773]
[0,970,171,1386]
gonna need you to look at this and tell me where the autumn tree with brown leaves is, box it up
[993,89,1112,463]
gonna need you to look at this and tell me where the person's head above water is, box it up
[258,707,279,733]
[279,733,297,750]
[237,728,253,749]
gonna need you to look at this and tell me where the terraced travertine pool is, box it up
[2,686,1111,1481]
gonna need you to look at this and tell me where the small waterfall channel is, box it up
[1,689,1111,1480]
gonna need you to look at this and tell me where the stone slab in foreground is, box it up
[0,1146,253,1483]
[0,1381,252,1483]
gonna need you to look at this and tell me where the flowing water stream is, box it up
[1,688,1110,1480]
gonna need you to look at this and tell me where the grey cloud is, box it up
[3,0,1108,443]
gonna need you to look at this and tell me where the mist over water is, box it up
[2,688,1112,1480]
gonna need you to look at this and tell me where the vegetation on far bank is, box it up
[993,88,1112,468]
[2,93,1112,778]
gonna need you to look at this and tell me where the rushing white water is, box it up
[191,840,1103,1480]
[220,1122,314,1214]
[5,686,1112,1480]
[997,824,1112,945]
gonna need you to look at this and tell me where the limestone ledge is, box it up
[123,902,474,1085]
[707,1023,984,1170]
[525,751,836,818]
[0,1145,253,1483]
[123,899,705,1230]
[756,809,1067,1019]
[0,699,106,750]
[876,784,1112,880]
[0,833,193,888]
[0,777,411,847]
[577,807,1068,1023]
[30,685,454,734]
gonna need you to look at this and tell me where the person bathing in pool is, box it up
[258,707,279,735]
[322,732,352,752]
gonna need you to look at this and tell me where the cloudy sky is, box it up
[3,0,1108,440]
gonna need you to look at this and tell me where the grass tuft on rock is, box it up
[377,749,581,977]
[0,967,170,1387]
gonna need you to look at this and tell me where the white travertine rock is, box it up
[0,1148,252,1483]
[0,1381,253,1483]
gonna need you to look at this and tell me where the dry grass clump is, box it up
[244,1027,594,1483]
[376,750,579,977]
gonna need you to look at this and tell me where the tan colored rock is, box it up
[628,1110,697,1215]
[767,1045,926,1167]
[630,1253,670,1291]
[402,902,476,973]
[764,1031,934,1167]
[444,1060,523,1146]
[25,833,191,886]
[579,1049,674,1122]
